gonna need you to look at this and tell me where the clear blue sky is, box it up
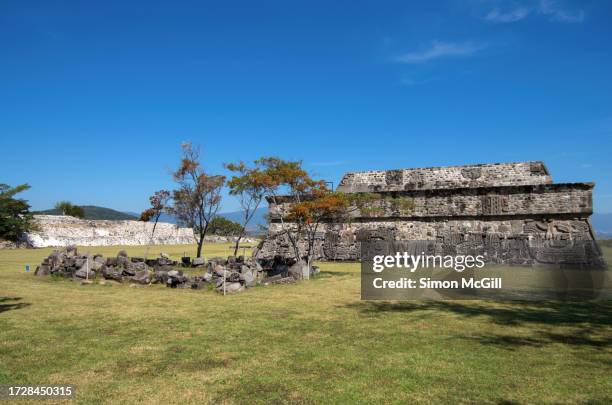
[1,0,611,213]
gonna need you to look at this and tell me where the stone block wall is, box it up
[337,161,551,192]
[257,217,602,267]
[256,162,604,267]
[269,183,593,220]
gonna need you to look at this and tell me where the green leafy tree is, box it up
[208,216,243,237]
[139,189,171,237]
[224,160,267,256]
[55,201,85,218]
[0,183,35,241]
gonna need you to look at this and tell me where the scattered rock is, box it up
[240,270,256,287]
[122,267,136,277]
[153,270,168,284]
[166,270,187,288]
[102,267,123,282]
[66,245,78,258]
[288,260,310,280]
[34,264,50,276]
[74,267,95,279]
[132,269,152,284]
[33,248,306,295]
[217,282,244,294]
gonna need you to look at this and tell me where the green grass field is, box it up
[1,243,611,404]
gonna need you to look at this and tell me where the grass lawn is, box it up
[1,243,611,404]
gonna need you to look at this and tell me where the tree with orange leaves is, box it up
[257,157,348,274]
[170,142,225,258]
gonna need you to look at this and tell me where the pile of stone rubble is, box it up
[33,247,319,294]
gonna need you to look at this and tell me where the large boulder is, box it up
[132,269,152,284]
[122,267,136,277]
[132,262,147,271]
[225,271,241,283]
[48,251,64,269]
[166,270,188,288]
[73,257,85,269]
[213,265,227,277]
[202,272,213,283]
[91,260,105,272]
[65,245,78,258]
[192,257,205,267]
[240,270,256,287]
[288,260,310,280]
[35,264,50,276]
[217,282,244,294]
[74,267,95,279]
[116,255,130,268]
[153,270,169,284]
[102,267,123,282]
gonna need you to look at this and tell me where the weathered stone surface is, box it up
[257,161,605,267]
[240,270,256,287]
[132,269,152,284]
[74,267,95,279]
[216,282,244,294]
[336,161,552,192]
[102,267,123,281]
[25,215,258,248]
[288,260,310,280]
[34,248,269,294]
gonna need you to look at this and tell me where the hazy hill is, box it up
[219,207,268,232]
[125,207,268,233]
[35,206,138,221]
[592,213,612,239]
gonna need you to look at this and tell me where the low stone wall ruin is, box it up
[34,246,318,294]
[23,215,256,248]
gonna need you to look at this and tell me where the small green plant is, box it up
[346,193,415,217]
[390,196,415,215]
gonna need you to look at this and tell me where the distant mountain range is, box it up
[592,213,612,239]
[33,205,612,239]
[35,205,138,221]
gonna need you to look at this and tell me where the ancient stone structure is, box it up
[256,161,605,267]
[25,215,256,248]
[34,246,310,293]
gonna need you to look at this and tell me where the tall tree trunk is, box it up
[232,235,242,257]
[196,222,209,258]
[196,237,204,258]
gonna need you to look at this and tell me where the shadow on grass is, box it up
[0,297,31,314]
[346,300,612,326]
[344,300,612,348]
[316,271,355,278]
